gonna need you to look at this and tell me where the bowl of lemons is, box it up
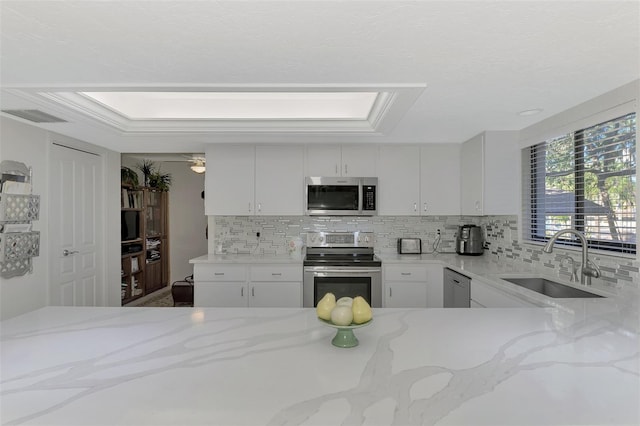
[316,294,373,348]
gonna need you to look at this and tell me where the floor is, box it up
[125,287,175,307]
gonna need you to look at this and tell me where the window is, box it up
[523,113,637,254]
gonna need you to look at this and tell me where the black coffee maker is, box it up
[455,224,484,255]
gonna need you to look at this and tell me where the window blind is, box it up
[522,112,636,254]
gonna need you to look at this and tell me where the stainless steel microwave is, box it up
[305,177,377,216]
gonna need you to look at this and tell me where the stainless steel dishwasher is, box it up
[443,268,471,308]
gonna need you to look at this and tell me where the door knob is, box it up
[63,249,79,256]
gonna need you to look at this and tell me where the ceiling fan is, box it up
[185,155,206,174]
[121,153,206,173]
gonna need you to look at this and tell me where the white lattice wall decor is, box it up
[0,160,40,278]
[0,194,40,222]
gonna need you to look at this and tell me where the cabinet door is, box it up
[385,282,428,308]
[460,134,484,215]
[194,281,248,307]
[145,260,163,294]
[420,145,461,215]
[341,145,377,176]
[306,145,341,176]
[378,145,420,215]
[249,282,302,307]
[255,146,304,215]
[483,131,519,215]
[205,145,255,215]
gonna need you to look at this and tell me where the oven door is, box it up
[303,266,382,308]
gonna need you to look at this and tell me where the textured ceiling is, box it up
[1,1,639,153]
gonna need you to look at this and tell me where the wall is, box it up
[0,118,50,319]
[516,80,640,290]
[162,162,207,284]
[208,82,640,299]
[1,117,121,320]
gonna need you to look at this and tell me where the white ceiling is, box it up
[1,1,639,154]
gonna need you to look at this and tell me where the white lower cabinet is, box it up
[383,264,443,308]
[249,265,302,307]
[194,264,302,307]
[470,279,537,308]
[385,282,427,308]
[196,282,247,307]
[248,282,301,307]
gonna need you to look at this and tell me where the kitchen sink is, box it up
[500,277,604,299]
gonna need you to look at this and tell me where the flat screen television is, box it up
[121,211,140,241]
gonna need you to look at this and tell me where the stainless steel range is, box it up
[303,231,382,308]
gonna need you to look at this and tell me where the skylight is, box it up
[80,91,379,120]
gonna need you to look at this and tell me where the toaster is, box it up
[397,238,422,254]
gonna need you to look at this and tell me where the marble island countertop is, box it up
[1,305,639,425]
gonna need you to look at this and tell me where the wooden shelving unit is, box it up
[121,186,169,305]
[144,188,169,295]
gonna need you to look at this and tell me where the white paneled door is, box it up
[49,143,103,306]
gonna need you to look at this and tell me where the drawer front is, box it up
[194,264,247,282]
[385,265,427,281]
[250,265,302,282]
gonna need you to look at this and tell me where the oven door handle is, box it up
[304,268,381,274]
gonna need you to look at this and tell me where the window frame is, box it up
[525,113,637,255]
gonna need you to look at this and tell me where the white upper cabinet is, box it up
[340,145,378,176]
[379,144,461,216]
[255,146,304,215]
[378,145,421,215]
[305,145,377,177]
[460,134,484,215]
[205,144,255,215]
[306,145,342,176]
[460,131,519,215]
[205,145,303,216]
[483,131,520,215]
[420,144,461,215]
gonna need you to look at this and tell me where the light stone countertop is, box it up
[1,304,638,425]
[190,253,303,264]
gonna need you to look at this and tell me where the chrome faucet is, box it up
[560,255,579,282]
[542,229,601,285]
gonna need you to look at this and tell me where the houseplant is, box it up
[148,171,172,191]
[121,166,139,187]
[136,160,172,191]
[136,159,155,187]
